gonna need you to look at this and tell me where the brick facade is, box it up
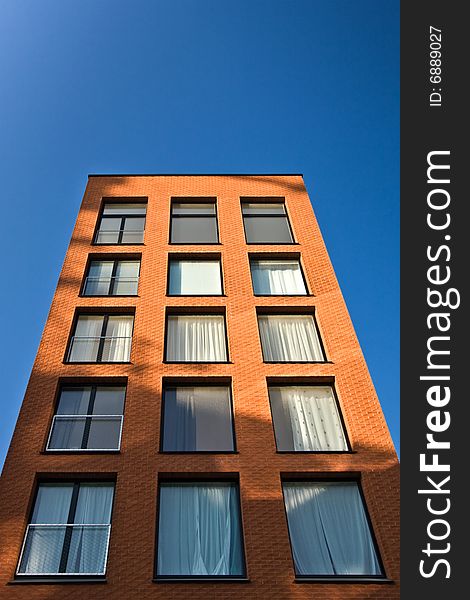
[0,175,399,598]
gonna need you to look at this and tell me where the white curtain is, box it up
[169,261,222,295]
[258,315,324,362]
[69,316,104,362]
[66,484,114,574]
[157,483,243,576]
[166,316,227,362]
[114,261,139,295]
[283,482,382,576]
[269,386,347,451]
[18,484,74,574]
[251,260,306,295]
[103,316,134,362]
[163,387,233,451]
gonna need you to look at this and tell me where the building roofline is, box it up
[88,173,304,178]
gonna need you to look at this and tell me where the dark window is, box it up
[156,482,245,578]
[47,385,125,451]
[94,203,146,245]
[250,258,307,295]
[170,201,218,243]
[282,481,383,578]
[165,315,228,362]
[17,481,114,576]
[258,315,325,362]
[162,386,234,451]
[168,259,222,295]
[67,314,134,363]
[269,385,348,451]
[83,259,140,296]
[242,202,294,244]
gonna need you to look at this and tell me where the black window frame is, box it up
[93,199,147,246]
[241,198,295,245]
[166,254,225,297]
[15,478,116,582]
[65,312,135,364]
[169,198,220,245]
[160,382,237,453]
[45,383,127,453]
[81,256,141,297]
[163,310,230,364]
[154,477,248,581]
[248,253,310,296]
[280,476,387,582]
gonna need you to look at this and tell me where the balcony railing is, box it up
[67,336,132,363]
[95,229,144,244]
[47,415,123,451]
[17,524,111,576]
[83,276,139,296]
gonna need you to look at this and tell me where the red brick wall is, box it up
[0,175,399,599]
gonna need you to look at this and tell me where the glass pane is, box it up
[283,482,382,576]
[157,483,244,576]
[172,202,216,215]
[93,386,126,415]
[121,217,145,243]
[66,526,109,574]
[166,315,227,362]
[251,260,306,294]
[84,261,114,295]
[171,216,218,243]
[95,217,121,244]
[31,484,74,523]
[87,417,122,449]
[102,316,133,362]
[241,202,286,215]
[258,315,324,362]
[113,261,140,295]
[103,203,147,215]
[243,215,293,243]
[68,338,100,362]
[48,417,86,450]
[169,261,222,295]
[269,386,347,451]
[74,483,114,524]
[163,387,233,451]
[18,526,66,574]
[57,387,92,415]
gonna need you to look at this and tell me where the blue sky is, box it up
[0,0,399,467]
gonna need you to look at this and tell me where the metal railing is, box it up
[95,229,144,243]
[83,276,139,295]
[46,415,123,451]
[67,336,132,362]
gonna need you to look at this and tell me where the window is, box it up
[165,315,228,362]
[168,259,222,295]
[67,314,134,363]
[47,385,125,451]
[282,481,383,578]
[170,201,218,243]
[269,386,348,451]
[257,315,325,362]
[94,202,146,244]
[242,201,294,244]
[17,482,114,576]
[162,386,234,451]
[156,482,245,578]
[83,259,140,296]
[250,259,307,295]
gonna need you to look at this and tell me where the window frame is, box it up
[65,312,135,364]
[45,384,127,453]
[154,477,248,581]
[280,476,386,582]
[249,253,310,296]
[166,254,225,297]
[163,310,230,364]
[256,309,328,364]
[169,198,220,245]
[80,256,141,297]
[92,199,147,246]
[241,198,295,245]
[267,382,351,454]
[160,382,237,454]
[15,478,116,581]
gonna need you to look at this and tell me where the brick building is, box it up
[0,174,399,599]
